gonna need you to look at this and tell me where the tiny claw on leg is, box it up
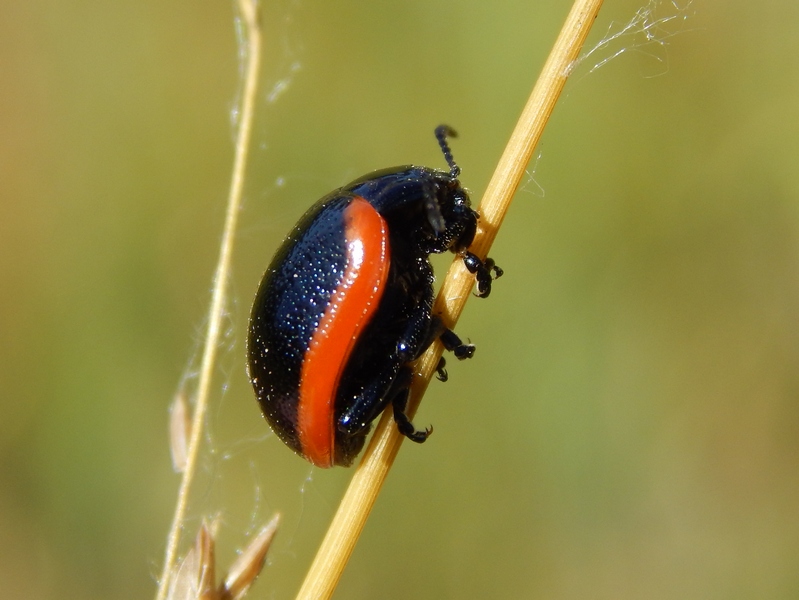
[393,390,432,443]
[462,251,503,298]
[435,356,448,382]
[439,328,475,360]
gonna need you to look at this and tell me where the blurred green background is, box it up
[3,0,799,598]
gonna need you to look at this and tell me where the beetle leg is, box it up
[337,364,399,437]
[338,304,434,435]
[462,251,503,298]
[435,356,448,382]
[391,367,432,443]
[393,288,438,361]
[425,315,475,360]
[437,323,475,360]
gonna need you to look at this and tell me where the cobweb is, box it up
[573,0,696,78]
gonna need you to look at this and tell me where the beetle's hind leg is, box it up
[435,356,448,382]
[338,303,435,437]
[388,319,473,443]
[389,366,432,443]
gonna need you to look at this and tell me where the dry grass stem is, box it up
[295,0,605,598]
[155,1,263,598]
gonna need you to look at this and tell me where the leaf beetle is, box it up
[247,126,501,467]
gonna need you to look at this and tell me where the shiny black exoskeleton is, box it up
[247,126,501,467]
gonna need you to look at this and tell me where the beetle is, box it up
[247,126,501,467]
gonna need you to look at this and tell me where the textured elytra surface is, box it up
[247,195,350,453]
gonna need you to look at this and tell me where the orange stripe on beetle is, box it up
[296,197,390,467]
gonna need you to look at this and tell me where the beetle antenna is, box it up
[435,125,460,179]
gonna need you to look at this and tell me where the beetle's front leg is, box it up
[462,251,503,298]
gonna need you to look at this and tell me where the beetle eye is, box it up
[422,182,446,233]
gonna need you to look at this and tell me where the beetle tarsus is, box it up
[435,356,448,382]
[439,327,475,360]
[462,251,503,298]
[393,390,432,443]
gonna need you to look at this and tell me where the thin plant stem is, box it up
[154,2,262,598]
[295,0,604,598]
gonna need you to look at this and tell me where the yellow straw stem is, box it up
[154,2,262,598]
[296,0,604,598]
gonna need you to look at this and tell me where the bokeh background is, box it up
[3,0,798,598]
